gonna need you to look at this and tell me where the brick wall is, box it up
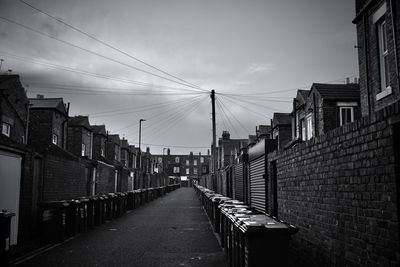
[96,161,115,194]
[67,126,92,158]
[28,110,53,150]
[277,124,292,150]
[42,145,88,201]
[92,133,106,160]
[67,126,83,157]
[267,100,400,266]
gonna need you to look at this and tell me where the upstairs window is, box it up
[173,166,180,173]
[186,159,189,165]
[52,133,58,145]
[175,157,180,163]
[81,143,86,156]
[1,122,11,137]
[186,168,190,175]
[200,157,204,163]
[339,107,354,126]
[378,19,390,91]
[300,118,306,141]
[373,2,392,100]
[306,114,313,140]
[193,159,197,166]
[194,168,198,175]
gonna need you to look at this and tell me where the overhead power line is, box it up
[0,16,206,92]
[18,0,205,91]
[2,52,204,93]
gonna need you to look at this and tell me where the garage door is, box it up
[0,150,22,245]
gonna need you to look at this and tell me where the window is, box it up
[194,168,198,175]
[374,2,392,100]
[186,168,190,175]
[186,159,189,165]
[81,143,86,156]
[193,159,197,166]
[175,157,180,163]
[306,114,313,140]
[202,166,207,174]
[115,145,119,160]
[114,170,118,193]
[300,118,306,141]
[339,107,354,126]
[273,128,279,140]
[296,112,300,138]
[101,148,105,157]
[378,20,390,91]
[200,157,204,163]
[158,157,163,163]
[2,122,11,137]
[173,167,180,173]
[52,133,58,145]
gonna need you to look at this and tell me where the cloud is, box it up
[246,63,275,74]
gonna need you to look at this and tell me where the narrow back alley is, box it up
[15,188,227,267]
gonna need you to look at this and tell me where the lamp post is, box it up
[162,147,168,185]
[138,119,146,188]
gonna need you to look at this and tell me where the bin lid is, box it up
[0,211,15,217]
[239,215,298,234]
[38,201,70,208]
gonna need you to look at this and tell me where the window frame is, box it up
[81,143,86,156]
[2,122,11,137]
[52,133,58,145]
[339,106,354,126]
[373,2,392,100]
[306,114,313,140]
[173,166,180,173]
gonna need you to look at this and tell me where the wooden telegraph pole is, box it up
[211,90,217,191]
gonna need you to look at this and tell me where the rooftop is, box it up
[29,97,68,115]
[91,125,107,136]
[272,113,291,127]
[311,83,360,100]
[68,116,91,131]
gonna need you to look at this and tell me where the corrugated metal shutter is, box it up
[249,155,265,213]
[234,163,244,201]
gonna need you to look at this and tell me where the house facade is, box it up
[271,113,291,150]
[67,116,93,159]
[28,96,69,151]
[354,0,400,116]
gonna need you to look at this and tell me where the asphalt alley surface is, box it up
[16,187,227,267]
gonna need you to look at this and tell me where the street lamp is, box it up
[138,119,146,188]
[139,119,146,152]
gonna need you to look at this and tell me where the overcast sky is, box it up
[0,0,358,154]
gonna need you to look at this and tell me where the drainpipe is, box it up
[389,0,399,87]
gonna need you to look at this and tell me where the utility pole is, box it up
[139,118,146,188]
[211,90,217,191]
